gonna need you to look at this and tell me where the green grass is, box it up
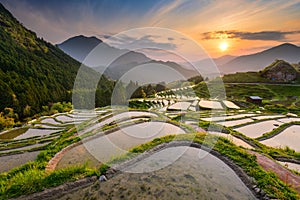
[224,84,275,100]
[264,85,300,99]
[0,164,97,199]
[222,72,271,83]
[192,81,299,106]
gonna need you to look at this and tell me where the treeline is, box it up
[0,102,73,130]
[111,81,167,105]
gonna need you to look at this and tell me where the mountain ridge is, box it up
[58,35,197,81]
[220,43,300,74]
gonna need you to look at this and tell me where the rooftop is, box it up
[248,96,262,100]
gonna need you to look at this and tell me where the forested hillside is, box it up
[0,3,114,121]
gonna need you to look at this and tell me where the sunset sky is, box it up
[1,0,300,60]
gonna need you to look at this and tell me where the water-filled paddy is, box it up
[222,100,240,109]
[32,124,64,129]
[78,111,157,135]
[0,151,40,173]
[276,118,300,123]
[102,111,157,125]
[0,142,50,154]
[216,118,254,127]
[55,115,86,125]
[234,120,283,138]
[55,115,74,123]
[168,102,191,111]
[40,118,61,125]
[201,113,256,122]
[251,115,285,120]
[14,128,60,140]
[57,122,185,168]
[260,125,300,152]
[58,146,256,200]
[199,100,223,109]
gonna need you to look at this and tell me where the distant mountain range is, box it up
[59,35,300,77]
[58,35,197,81]
[219,43,300,74]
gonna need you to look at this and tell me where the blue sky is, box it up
[1,0,300,57]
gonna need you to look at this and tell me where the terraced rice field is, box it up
[201,113,256,122]
[167,101,191,111]
[216,118,254,127]
[57,121,186,168]
[58,146,256,200]
[260,125,300,151]
[0,151,40,173]
[0,111,93,172]
[199,100,223,109]
[14,128,61,140]
[1,102,300,198]
[234,120,283,138]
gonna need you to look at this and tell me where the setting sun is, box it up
[219,41,228,51]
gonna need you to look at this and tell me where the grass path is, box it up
[249,151,300,194]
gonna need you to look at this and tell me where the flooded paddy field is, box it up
[57,121,186,169]
[0,151,40,173]
[216,118,254,127]
[14,128,61,140]
[58,146,256,200]
[1,106,299,199]
[260,125,300,152]
[234,120,283,138]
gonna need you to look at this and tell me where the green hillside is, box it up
[222,60,300,84]
[0,3,113,120]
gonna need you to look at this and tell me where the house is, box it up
[246,96,262,104]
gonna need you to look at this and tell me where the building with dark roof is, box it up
[246,96,262,104]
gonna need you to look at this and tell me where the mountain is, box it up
[0,3,114,118]
[57,35,102,62]
[214,55,236,66]
[58,35,197,81]
[58,35,151,67]
[178,55,236,78]
[220,43,300,74]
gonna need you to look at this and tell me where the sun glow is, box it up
[219,41,228,51]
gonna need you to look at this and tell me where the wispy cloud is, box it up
[108,34,177,50]
[201,30,300,41]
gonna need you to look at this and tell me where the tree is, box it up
[112,82,126,105]
[145,84,156,96]
[125,80,139,100]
